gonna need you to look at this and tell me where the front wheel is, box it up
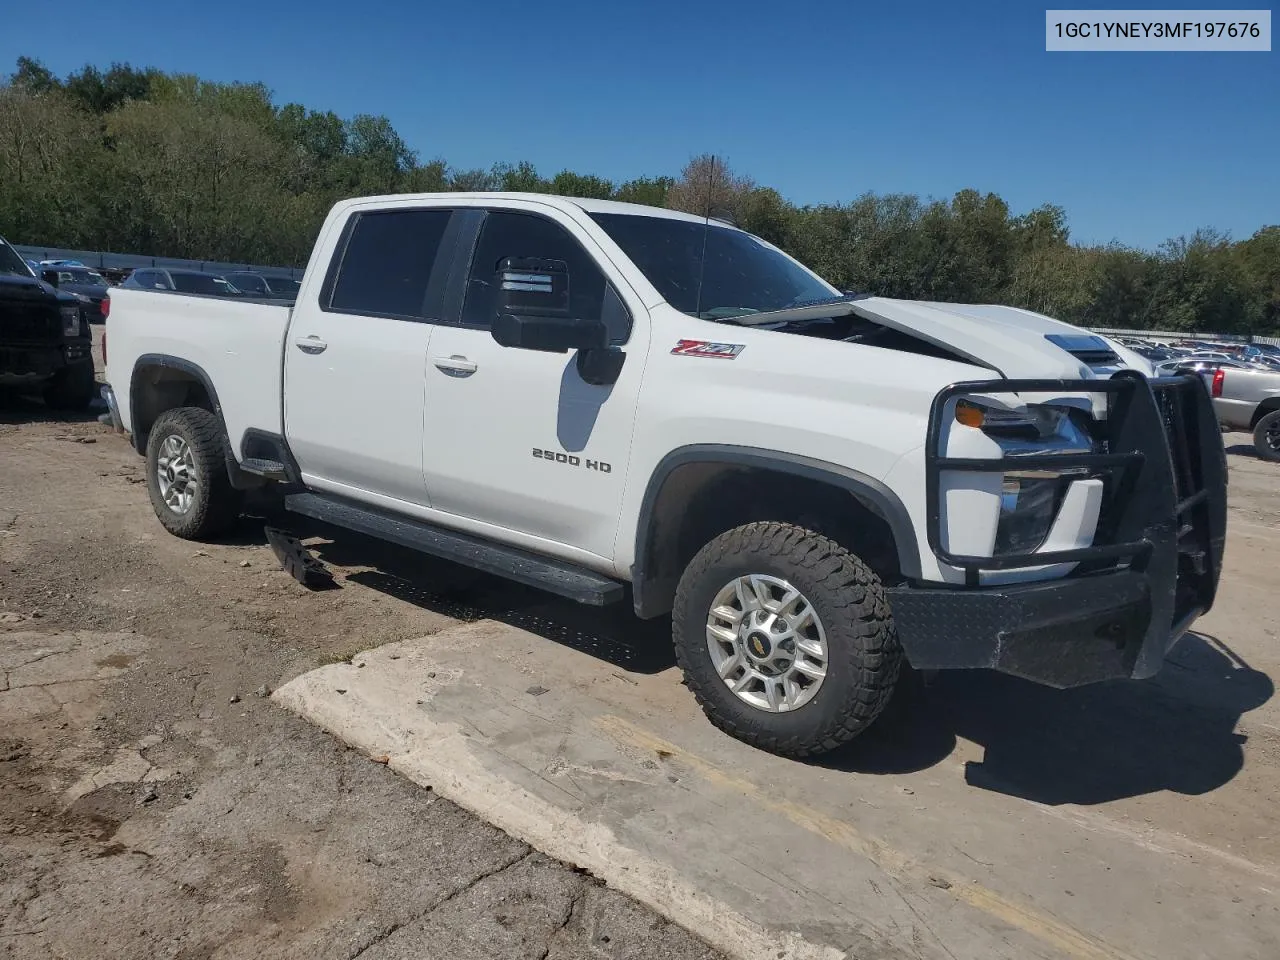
[672,522,902,758]
[1254,410,1280,462]
[145,407,242,539]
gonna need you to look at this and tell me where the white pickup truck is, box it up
[103,193,1227,757]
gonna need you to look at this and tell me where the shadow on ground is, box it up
[0,389,105,425]
[294,523,677,675]
[823,631,1271,806]
[245,513,1272,806]
[1225,443,1262,459]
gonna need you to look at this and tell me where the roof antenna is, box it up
[693,155,716,320]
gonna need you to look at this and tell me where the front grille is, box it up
[0,301,59,342]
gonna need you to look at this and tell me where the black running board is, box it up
[284,492,625,606]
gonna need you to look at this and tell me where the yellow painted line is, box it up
[596,714,1140,960]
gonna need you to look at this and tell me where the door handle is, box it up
[433,355,478,375]
[294,335,328,355]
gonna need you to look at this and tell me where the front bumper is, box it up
[100,384,124,431]
[0,344,64,379]
[888,571,1193,687]
[890,374,1227,688]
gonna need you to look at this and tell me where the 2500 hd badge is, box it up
[532,448,612,473]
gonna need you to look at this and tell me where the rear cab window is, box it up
[323,209,454,320]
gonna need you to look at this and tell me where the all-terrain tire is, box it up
[672,521,902,757]
[42,361,96,411]
[1254,410,1280,462]
[145,407,242,539]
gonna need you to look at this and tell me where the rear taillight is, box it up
[101,328,107,367]
[101,296,109,318]
[1211,368,1225,398]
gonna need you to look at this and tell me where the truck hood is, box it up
[0,273,72,304]
[737,296,1137,380]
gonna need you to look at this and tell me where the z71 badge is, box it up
[671,339,745,359]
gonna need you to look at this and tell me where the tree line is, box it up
[1,57,1275,334]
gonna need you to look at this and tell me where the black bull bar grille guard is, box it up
[903,374,1228,684]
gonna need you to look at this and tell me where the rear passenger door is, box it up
[284,206,458,507]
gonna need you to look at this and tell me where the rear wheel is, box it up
[1254,410,1280,462]
[672,522,902,757]
[145,407,242,539]
[42,361,96,411]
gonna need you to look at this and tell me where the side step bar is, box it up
[283,492,625,607]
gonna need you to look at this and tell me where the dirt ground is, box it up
[2,333,1279,959]
[0,337,722,960]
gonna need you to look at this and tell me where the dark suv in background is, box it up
[0,237,96,410]
[223,271,301,299]
[40,265,111,322]
[120,268,242,296]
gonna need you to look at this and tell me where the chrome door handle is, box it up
[294,335,328,354]
[433,355,478,375]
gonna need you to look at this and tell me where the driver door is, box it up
[421,207,644,562]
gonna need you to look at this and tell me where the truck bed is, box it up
[107,288,291,450]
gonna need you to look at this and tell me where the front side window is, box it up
[0,241,34,278]
[588,212,835,320]
[328,209,452,319]
[462,211,627,342]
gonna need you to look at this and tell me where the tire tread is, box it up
[146,407,241,539]
[672,521,901,758]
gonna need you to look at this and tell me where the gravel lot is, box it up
[2,332,1278,959]
[0,336,721,960]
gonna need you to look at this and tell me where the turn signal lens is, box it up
[955,400,985,428]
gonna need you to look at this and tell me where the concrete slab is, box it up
[274,619,1280,960]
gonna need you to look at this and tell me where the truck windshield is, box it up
[0,241,34,278]
[64,269,108,287]
[588,212,836,320]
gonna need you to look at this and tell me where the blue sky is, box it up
[3,0,1276,248]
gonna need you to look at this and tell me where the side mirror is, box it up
[491,256,606,353]
[495,257,570,318]
[492,313,607,353]
[42,269,59,287]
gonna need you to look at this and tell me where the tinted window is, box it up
[329,209,452,319]
[0,241,33,277]
[230,274,268,294]
[64,268,107,286]
[131,271,156,287]
[171,273,237,295]
[462,211,625,340]
[589,212,833,320]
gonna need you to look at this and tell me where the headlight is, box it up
[59,305,81,337]
[954,397,1093,453]
[953,398,1096,557]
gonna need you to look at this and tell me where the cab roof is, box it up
[332,192,732,227]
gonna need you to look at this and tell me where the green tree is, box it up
[549,170,614,199]
[615,176,672,207]
[1,54,1275,336]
